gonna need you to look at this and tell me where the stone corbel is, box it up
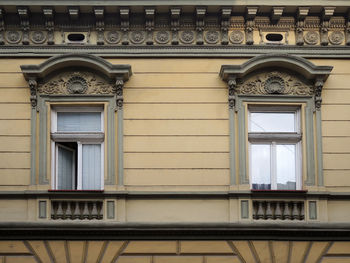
[245,7,258,45]
[94,7,105,45]
[314,77,324,111]
[170,7,181,45]
[120,7,130,45]
[145,8,155,45]
[43,7,54,45]
[227,77,237,110]
[195,7,206,45]
[296,7,309,46]
[271,7,284,24]
[320,7,335,46]
[221,7,231,45]
[17,7,29,45]
[28,78,38,109]
[0,8,4,45]
[115,78,124,111]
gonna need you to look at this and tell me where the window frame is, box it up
[50,106,105,191]
[247,105,302,191]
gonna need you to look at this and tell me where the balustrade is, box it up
[51,200,103,220]
[252,200,304,220]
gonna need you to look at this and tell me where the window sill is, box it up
[48,189,104,192]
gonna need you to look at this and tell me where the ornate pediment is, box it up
[236,71,313,96]
[37,71,116,95]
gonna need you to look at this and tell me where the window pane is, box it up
[250,112,295,132]
[82,144,101,190]
[251,144,271,190]
[276,144,296,190]
[57,145,74,190]
[57,112,101,132]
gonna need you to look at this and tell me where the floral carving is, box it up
[304,31,319,45]
[329,31,344,45]
[237,72,313,96]
[180,30,194,44]
[155,31,170,44]
[229,30,244,44]
[6,31,21,44]
[38,72,116,95]
[105,31,121,44]
[130,31,145,44]
[31,31,46,44]
[205,31,219,44]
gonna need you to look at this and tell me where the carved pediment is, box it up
[38,71,116,95]
[237,71,313,96]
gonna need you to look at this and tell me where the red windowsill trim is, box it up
[48,189,104,192]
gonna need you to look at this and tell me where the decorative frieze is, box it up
[0,6,349,47]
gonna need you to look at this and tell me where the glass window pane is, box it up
[251,144,271,190]
[276,144,296,190]
[57,112,101,132]
[250,112,295,132]
[82,144,101,190]
[57,145,74,190]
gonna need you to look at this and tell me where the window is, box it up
[248,106,302,190]
[51,107,104,190]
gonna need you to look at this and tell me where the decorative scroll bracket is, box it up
[115,78,124,111]
[227,77,237,110]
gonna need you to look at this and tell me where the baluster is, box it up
[252,202,257,219]
[65,202,72,220]
[292,201,299,220]
[97,202,103,220]
[300,202,305,220]
[283,202,291,220]
[51,201,58,219]
[257,201,264,219]
[266,202,272,220]
[72,202,80,219]
[56,202,63,219]
[275,201,282,219]
[91,202,98,219]
[83,202,89,219]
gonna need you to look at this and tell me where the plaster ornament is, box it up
[130,31,145,44]
[229,30,244,44]
[66,75,88,94]
[329,31,344,45]
[304,31,319,45]
[31,31,46,44]
[105,31,121,44]
[264,76,285,94]
[204,30,219,44]
[6,31,21,44]
[155,31,170,44]
[180,30,194,44]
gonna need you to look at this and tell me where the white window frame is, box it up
[248,105,302,190]
[51,106,104,190]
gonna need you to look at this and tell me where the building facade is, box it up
[0,0,350,262]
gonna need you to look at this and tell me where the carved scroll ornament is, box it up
[37,72,116,95]
[236,71,313,96]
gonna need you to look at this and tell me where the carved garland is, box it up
[225,71,323,111]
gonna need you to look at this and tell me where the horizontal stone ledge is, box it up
[0,221,350,240]
[1,46,350,58]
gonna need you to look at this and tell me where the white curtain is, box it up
[82,144,101,190]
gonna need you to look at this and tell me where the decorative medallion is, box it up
[130,31,146,44]
[5,31,22,44]
[180,30,194,44]
[155,31,170,44]
[66,75,88,94]
[304,31,319,45]
[105,31,121,44]
[264,76,285,94]
[205,31,219,44]
[30,31,46,44]
[329,31,344,45]
[229,30,244,44]
[237,72,313,96]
